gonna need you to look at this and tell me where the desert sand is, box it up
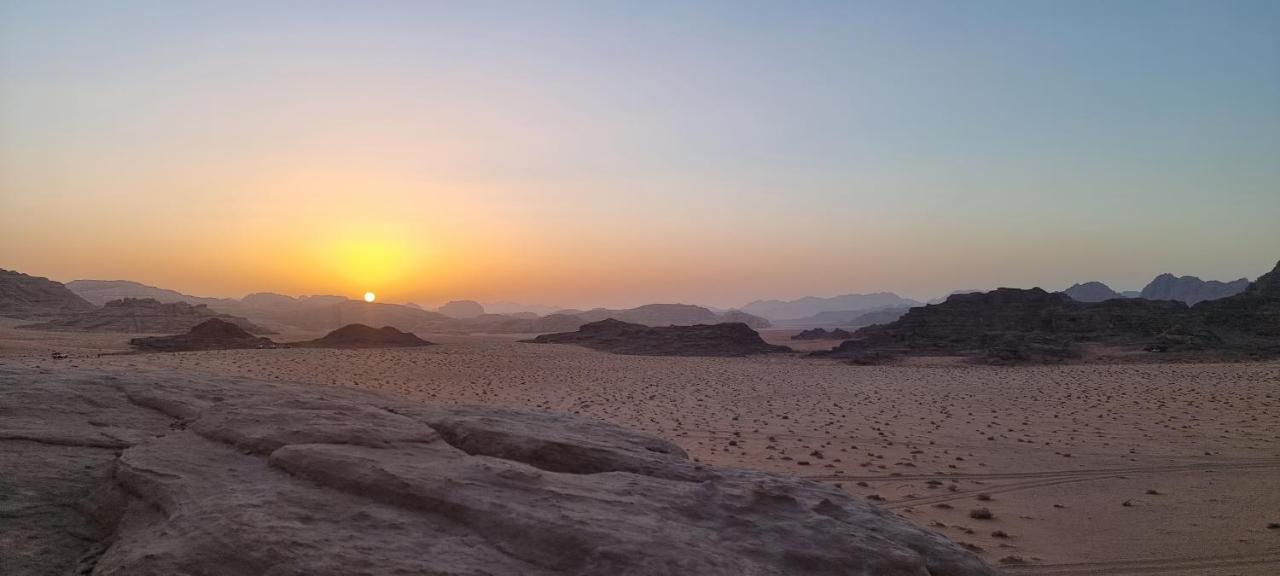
[3,320,1278,574]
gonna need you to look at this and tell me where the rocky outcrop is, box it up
[793,328,853,340]
[526,319,792,356]
[2,366,992,576]
[0,268,96,320]
[130,318,277,351]
[1062,281,1123,302]
[818,260,1280,364]
[438,299,485,319]
[291,323,434,348]
[1139,273,1249,305]
[22,297,273,334]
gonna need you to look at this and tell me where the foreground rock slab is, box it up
[1,366,990,576]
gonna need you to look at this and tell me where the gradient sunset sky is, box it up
[2,1,1277,308]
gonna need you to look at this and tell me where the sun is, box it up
[363,291,376,303]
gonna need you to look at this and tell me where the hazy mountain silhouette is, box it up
[1061,281,1124,302]
[1139,273,1249,305]
[741,293,920,321]
[438,300,485,319]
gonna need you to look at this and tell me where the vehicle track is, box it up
[998,550,1280,575]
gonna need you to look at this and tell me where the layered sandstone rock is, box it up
[1,367,992,576]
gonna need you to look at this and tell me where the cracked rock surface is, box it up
[1,366,991,576]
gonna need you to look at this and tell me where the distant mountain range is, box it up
[0,274,768,335]
[740,293,921,321]
[1060,273,1248,305]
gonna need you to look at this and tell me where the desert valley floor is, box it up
[3,320,1278,575]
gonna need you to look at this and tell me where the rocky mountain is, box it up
[3,366,991,576]
[776,305,914,328]
[526,319,791,357]
[65,279,232,307]
[818,260,1280,365]
[0,269,96,320]
[130,318,277,352]
[438,299,485,319]
[741,292,920,321]
[1062,281,1123,302]
[21,298,272,334]
[482,301,563,315]
[1140,273,1249,305]
[567,303,771,329]
[291,324,434,348]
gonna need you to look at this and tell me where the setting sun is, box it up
[363,291,376,303]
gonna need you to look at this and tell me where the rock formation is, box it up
[290,323,434,348]
[65,279,233,307]
[793,328,854,340]
[0,268,96,320]
[1139,273,1249,305]
[817,260,1280,365]
[22,297,273,334]
[1061,281,1123,302]
[438,299,486,318]
[741,293,920,321]
[526,319,791,356]
[1,366,992,576]
[130,318,277,351]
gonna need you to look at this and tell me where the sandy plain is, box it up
[3,319,1278,575]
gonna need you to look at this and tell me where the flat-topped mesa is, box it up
[2,366,993,576]
[290,323,434,348]
[130,318,277,352]
[525,318,791,357]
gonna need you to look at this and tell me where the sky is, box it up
[2,1,1278,309]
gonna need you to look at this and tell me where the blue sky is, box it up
[2,1,1277,306]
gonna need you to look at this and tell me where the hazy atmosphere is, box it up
[4,1,1278,308]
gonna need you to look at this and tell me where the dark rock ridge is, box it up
[291,323,434,348]
[1,366,992,576]
[817,260,1280,365]
[0,268,96,320]
[526,319,792,357]
[22,297,273,334]
[1061,281,1123,302]
[793,328,854,340]
[130,318,277,352]
[1139,273,1249,305]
